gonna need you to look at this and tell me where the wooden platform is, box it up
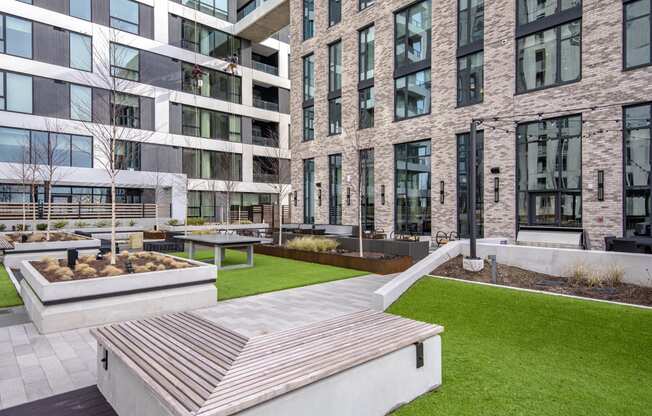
[0,386,116,416]
[93,310,444,416]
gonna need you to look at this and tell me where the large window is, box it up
[182,148,242,180]
[359,87,374,129]
[303,159,315,223]
[70,0,92,20]
[395,69,431,120]
[0,72,32,114]
[624,103,651,236]
[181,19,241,62]
[329,41,342,92]
[303,106,314,141]
[395,0,431,69]
[359,25,374,82]
[70,84,92,122]
[303,54,315,101]
[360,149,374,231]
[303,0,314,40]
[516,21,581,93]
[0,127,92,168]
[329,154,342,225]
[182,63,241,104]
[516,115,582,227]
[457,132,484,238]
[457,51,483,106]
[115,140,141,170]
[329,0,341,26]
[112,92,140,128]
[180,0,228,21]
[1,15,32,59]
[110,0,139,34]
[329,97,342,135]
[111,43,139,81]
[181,105,241,142]
[517,0,581,26]
[360,0,375,11]
[624,0,651,69]
[395,139,431,235]
[458,0,484,48]
[70,32,92,72]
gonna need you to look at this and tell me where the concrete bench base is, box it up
[21,281,216,334]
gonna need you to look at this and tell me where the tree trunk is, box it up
[278,198,283,247]
[46,181,52,241]
[31,184,37,234]
[111,181,117,265]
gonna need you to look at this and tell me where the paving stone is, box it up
[0,364,21,381]
[20,365,47,384]
[24,380,53,402]
[8,326,28,346]
[0,377,27,409]
[12,344,34,357]
[69,370,95,389]
[60,358,88,374]
[16,353,40,369]
[0,341,13,354]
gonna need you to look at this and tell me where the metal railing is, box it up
[253,61,279,76]
[0,203,159,220]
[252,134,279,147]
[253,98,279,112]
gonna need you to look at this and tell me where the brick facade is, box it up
[289,0,652,249]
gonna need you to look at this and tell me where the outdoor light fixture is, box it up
[318,188,322,206]
[381,185,386,205]
[126,260,134,274]
[294,191,298,206]
[440,181,445,204]
[597,170,604,201]
[346,187,351,205]
[494,177,500,203]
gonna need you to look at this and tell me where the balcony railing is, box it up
[253,173,280,184]
[252,134,279,147]
[253,61,279,76]
[0,203,160,220]
[253,98,279,112]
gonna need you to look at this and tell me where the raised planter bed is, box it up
[19,253,217,334]
[254,244,412,275]
[2,232,100,253]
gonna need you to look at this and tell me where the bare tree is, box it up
[253,128,292,245]
[221,143,241,230]
[2,141,39,232]
[72,28,153,263]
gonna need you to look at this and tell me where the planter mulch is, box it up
[31,252,196,282]
[5,232,84,243]
[255,244,412,275]
[431,255,652,307]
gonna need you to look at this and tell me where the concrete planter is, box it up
[162,223,269,232]
[254,244,412,275]
[3,232,100,253]
[19,254,217,334]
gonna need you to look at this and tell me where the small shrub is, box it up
[167,219,180,226]
[567,262,591,287]
[79,255,95,264]
[602,264,624,287]
[119,250,130,258]
[187,217,206,226]
[15,224,29,232]
[79,267,97,278]
[129,219,137,227]
[27,233,46,243]
[36,223,48,231]
[95,220,110,228]
[162,257,176,266]
[287,237,339,253]
[0,224,6,231]
[74,221,90,228]
[53,221,68,230]
[144,262,156,270]
[74,263,89,272]
[156,264,166,271]
[114,220,122,227]
[100,265,123,277]
[55,267,74,280]
[134,265,150,273]
[41,256,58,265]
[171,261,189,269]
[43,262,60,274]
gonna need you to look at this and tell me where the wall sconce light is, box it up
[317,189,322,206]
[381,185,386,205]
[439,181,445,204]
[346,187,351,205]
[293,190,297,206]
[597,170,604,201]
[494,177,500,203]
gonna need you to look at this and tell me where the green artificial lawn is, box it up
[173,249,367,300]
[389,276,652,416]
[0,265,22,308]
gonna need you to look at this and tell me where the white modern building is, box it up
[0,0,291,226]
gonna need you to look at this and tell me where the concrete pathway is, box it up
[0,274,393,410]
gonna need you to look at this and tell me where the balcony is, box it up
[253,61,278,76]
[253,99,279,112]
[233,0,290,43]
[253,83,280,112]
[252,119,279,147]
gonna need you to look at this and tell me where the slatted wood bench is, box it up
[93,310,444,416]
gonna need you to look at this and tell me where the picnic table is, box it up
[174,234,262,270]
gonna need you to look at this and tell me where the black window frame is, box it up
[328,97,342,136]
[0,14,33,60]
[180,104,242,143]
[359,148,374,231]
[394,139,432,235]
[303,158,315,224]
[394,69,431,121]
[0,71,33,114]
[358,86,374,129]
[457,0,484,54]
[329,0,341,27]
[69,83,93,122]
[456,131,484,238]
[359,0,375,11]
[393,0,432,78]
[328,40,342,94]
[622,102,652,236]
[69,0,93,21]
[328,153,342,225]
[302,53,315,102]
[111,91,140,128]
[115,140,141,171]
[109,0,140,35]
[303,106,314,141]
[69,31,93,72]
[181,62,242,104]
[623,0,652,70]
[457,50,484,107]
[110,43,140,82]
[358,24,374,83]
[303,0,315,40]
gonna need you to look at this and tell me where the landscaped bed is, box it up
[388,276,652,415]
[3,232,85,243]
[30,251,196,282]
[432,255,652,306]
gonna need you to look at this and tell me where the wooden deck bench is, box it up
[93,310,444,416]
